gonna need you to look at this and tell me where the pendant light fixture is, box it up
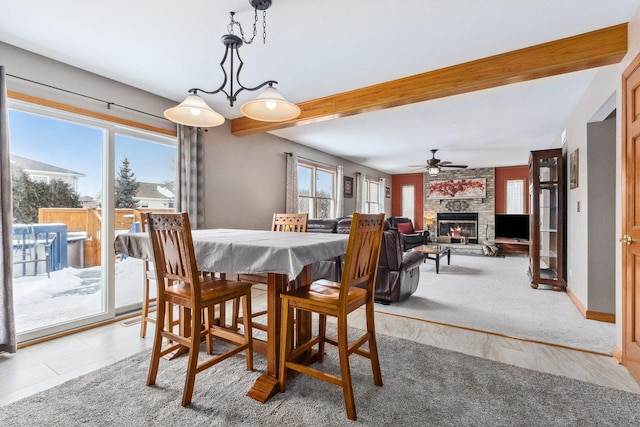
[164,0,300,127]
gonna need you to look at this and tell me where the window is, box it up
[365,177,381,214]
[29,174,49,184]
[297,161,336,218]
[402,185,415,223]
[506,179,525,214]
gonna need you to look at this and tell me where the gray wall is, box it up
[561,65,618,315]
[0,42,175,132]
[587,114,616,314]
[200,122,391,230]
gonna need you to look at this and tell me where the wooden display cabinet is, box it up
[528,148,566,291]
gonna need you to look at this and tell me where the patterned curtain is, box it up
[355,172,366,213]
[378,177,386,214]
[285,152,298,213]
[177,125,204,229]
[336,165,344,217]
[0,66,16,353]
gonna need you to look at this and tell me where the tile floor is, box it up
[1,286,639,408]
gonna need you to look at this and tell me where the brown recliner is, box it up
[374,222,424,303]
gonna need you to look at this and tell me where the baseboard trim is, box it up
[566,287,615,323]
[613,345,623,364]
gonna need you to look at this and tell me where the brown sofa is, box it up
[308,217,423,303]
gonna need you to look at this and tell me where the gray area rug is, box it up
[375,254,614,354]
[1,334,638,426]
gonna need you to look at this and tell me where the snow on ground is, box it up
[12,257,149,333]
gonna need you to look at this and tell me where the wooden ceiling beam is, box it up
[231,23,628,136]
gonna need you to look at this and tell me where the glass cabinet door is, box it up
[529,148,565,290]
[538,156,559,280]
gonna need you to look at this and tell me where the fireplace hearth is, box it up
[437,212,479,244]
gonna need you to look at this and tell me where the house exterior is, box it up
[135,181,175,209]
[10,154,84,191]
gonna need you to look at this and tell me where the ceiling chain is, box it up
[228,8,268,45]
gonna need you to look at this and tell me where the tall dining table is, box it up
[114,228,348,403]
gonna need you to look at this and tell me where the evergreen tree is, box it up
[115,157,140,209]
[11,168,82,223]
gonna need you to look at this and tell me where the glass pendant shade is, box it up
[164,94,225,127]
[429,166,440,176]
[240,86,301,122]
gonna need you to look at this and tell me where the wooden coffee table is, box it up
[421,244,451,274]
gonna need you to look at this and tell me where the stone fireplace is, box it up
[423,167,496,244]
[437,212,479,244]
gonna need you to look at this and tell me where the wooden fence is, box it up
[38,208,136,267]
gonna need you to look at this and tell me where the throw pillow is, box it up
[397,222,414,234]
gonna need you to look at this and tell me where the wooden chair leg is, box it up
[278,298,293,393]
[366,300,383,386]
[318,313,327,363]
[242,290,254,371]
[205,307,214,355]
[182,308,202,407]
[232,297,241,330]
[140,272,151,338]
[218,301,227,328]
[337,316,356,421]
[146,295,166,386]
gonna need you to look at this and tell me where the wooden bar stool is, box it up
[278,212,385,421]
[145,212,254,407]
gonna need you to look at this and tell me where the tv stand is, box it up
[493,238,530,254]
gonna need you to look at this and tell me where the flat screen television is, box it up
[495,214,530,241]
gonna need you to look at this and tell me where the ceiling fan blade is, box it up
[408,165,427,168]
[439,161,452,166]
[440,164,468,168]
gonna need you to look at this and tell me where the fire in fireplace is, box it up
[437,213,479,243]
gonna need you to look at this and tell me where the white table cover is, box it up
[114,229,348,279]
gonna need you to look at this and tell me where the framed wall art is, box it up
[344,176,353,198]
[428,178,486,199]
[569,148,579,189]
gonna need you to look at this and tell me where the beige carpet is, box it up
[374,254,615,354]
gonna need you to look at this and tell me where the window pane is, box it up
[114,134,176,312]
[9,109,106,336]
[316,169,334,198]
[298,197,310,215]
[368,181,379,202]
[317,198,332,219]
[297,166,311,196]
[506,179,525,214]
[402,185,415,222]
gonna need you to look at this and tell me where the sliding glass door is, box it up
[8,101,176,342]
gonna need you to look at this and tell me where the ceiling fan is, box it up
[409,149,468,175]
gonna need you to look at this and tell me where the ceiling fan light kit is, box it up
[164,0,300,127]
[410,149,469,176]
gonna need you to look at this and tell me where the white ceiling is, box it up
[1,0,639,174]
